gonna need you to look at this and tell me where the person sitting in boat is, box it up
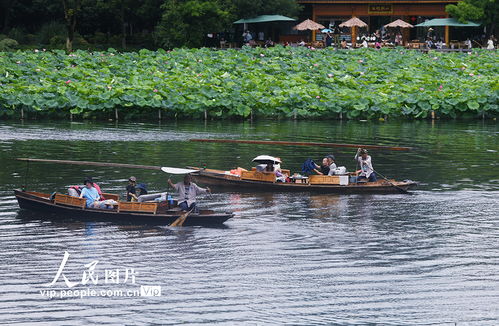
[355,148,377,182]
[79,179,102,208]
[136,183,148,197]
[68,176,104,200]
[313,155,337,175]
[168,174,211,212]
[126,176,138,202]
[313,157,331,175]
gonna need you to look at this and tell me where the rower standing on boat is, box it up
[355,148,377,182]
[168,174,211,212]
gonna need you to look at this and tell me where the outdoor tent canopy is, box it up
[234,15,296,24]
[415,18,480,27]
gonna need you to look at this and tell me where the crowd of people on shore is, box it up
[241,27,496,50]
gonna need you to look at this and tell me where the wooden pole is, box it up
[16,158,162,170]
[189,139,412,151]
[312,5,316,43]
[445,26,449,46]
[115,108,118,121]
[352,26,357,47]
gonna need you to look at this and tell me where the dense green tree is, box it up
[446,0,498,36]
[155,0,232,48]
[1,0,302,49]
[62,0,82,52]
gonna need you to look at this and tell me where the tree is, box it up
[155,0,231,48]
[61,0,81,52]
[446,0,498,36]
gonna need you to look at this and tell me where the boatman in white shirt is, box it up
[354,148,377,182]
[168,174,210,212]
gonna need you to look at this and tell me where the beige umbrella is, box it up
[339,17,367,46]
[384,19,414,28]
[384,19,413,46]
[339,17,367,28]
[293,19,325,31]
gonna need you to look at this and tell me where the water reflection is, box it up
[0,120,498,325]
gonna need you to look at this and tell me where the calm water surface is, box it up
[0,120,497,325]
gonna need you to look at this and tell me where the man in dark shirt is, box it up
[126,176,138,201]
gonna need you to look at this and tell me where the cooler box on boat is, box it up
[241,171,276,183]
[309,175,349,185]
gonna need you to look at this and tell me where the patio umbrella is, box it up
[293,19,325,31]
[384,19,413,46]
[384,19,414,29]
[415,18,480,27]
[339,17,367,28]
[234,15,296,24]
[339,17,367,46]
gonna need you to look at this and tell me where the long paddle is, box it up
[16,158,199,174]
[189,139,411,151]
[17,158,162,170]
[170,208,194,227]
[373,169,409,194]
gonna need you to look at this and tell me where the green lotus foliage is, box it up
[0,47,497,119]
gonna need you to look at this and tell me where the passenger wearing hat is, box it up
[126,176,138,202]
[355,148,377,182]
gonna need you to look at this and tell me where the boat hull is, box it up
[14,190,233,226]
[190,169,417,194]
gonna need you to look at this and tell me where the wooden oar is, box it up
[189,139,411,151]
[373,169,409,194]
[16,158,162,170]
[170,209,193,227]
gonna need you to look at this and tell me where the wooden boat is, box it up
[187,167,417,194]
[14,189,233,226]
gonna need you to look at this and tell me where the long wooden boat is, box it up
[188,167,417,194]
[14,189,233,226]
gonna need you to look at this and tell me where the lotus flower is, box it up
[153,89,158,93]
[65,80,71,84]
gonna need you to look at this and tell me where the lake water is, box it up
[0,120,497,325]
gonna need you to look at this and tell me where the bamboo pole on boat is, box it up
[189,139,412,151]
[16,158,162,170]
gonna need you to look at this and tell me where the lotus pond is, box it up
[0,47,497,119]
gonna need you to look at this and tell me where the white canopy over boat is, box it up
[252,155,281,164]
